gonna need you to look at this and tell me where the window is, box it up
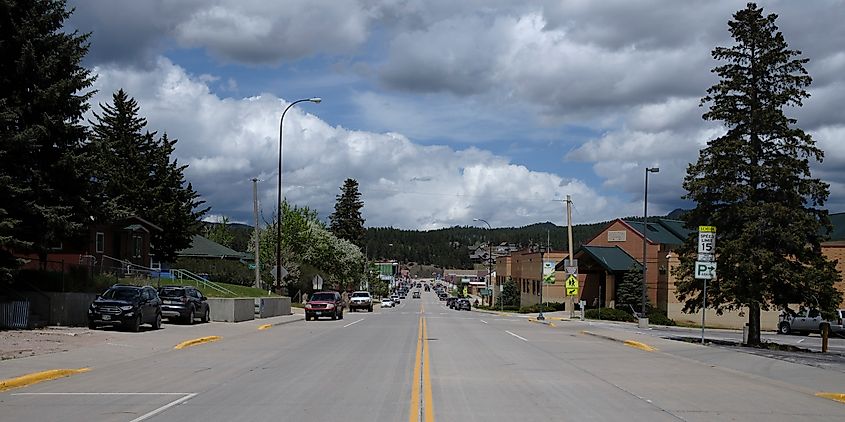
[132,235,142,258]
[95,232,105,253]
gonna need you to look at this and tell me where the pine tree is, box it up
[674,3,841,346]
[87,91,207,263]
[0,0,95,269]
[616,265,646,311]
[206,216,235,249]
[329,178,365,247]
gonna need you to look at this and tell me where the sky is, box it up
[65,0,845,230]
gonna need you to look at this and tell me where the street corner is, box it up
[0,368,90,392]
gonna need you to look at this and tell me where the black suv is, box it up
[88,285,162,332]
[158,286,210,324]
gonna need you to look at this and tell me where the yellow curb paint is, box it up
[0,368,90,392]
[258,324,273,330]
[549,323,557,328]
[624,340,656,352]
[580,330,593,335]
[409,317,423,422]
[174,336,221,350]
[816,392,845,403]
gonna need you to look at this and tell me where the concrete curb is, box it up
[174,336,221,350]
[580,330,657,352]
[0,368,89,392]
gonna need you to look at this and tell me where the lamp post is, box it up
[276,97,321,291]
[473,218,494,308]
[529,242,547,320]
[641,167,659,325]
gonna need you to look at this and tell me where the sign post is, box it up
[695,226,716,344]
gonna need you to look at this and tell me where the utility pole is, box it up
[566,195,574,318]
[252,178,261,289]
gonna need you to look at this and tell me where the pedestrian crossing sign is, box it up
[565,274,579,296]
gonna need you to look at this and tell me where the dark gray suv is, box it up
[158,286,210,324]
[88,285,162,332]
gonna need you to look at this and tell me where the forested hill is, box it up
[363,221,611,269]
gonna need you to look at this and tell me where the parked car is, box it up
[157,286,210,324]
[305,291,344,321]
[88,285,162,332]
[457,298,472,311]
[380,298,395,308]
[391,294,401,305]
[778,307,841,335]
[413,291,421,299]
[349,291,374,312]
[446,297,458,309]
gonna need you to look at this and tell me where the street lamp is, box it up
[473,218,494,308]
[529,242,547,320]
[276,97,321,290]
[641,167,659,324]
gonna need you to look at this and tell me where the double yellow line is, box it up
[410,309,434,422]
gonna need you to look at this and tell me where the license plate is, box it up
[315,311,322,315]
[102,315,111,321]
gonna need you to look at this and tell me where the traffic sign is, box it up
[694,261,716,279]
[697,226,716,255]
[697,253,715,262]
[565,266,578,277]
[565,274,579,296]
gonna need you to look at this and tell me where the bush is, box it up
[518,302,566,314]
[584,308,637,322]
[647,308,676,326]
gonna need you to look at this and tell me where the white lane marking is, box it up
[440,313,447,315]
[797,339,805,344]
[11,392,197,422]
[506,330,528,342]
[130,393,197,422]
[107,342,134,347]
[343,319,365,328]
[479,319,488,324]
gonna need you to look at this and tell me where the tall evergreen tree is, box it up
[87,90,207,262]
[616,265,646,311]
[0,0,95,270]
[674,3,841,346]
[329,178,365,247]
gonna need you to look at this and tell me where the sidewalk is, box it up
[0,312,304,381]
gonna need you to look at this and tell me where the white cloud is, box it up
[89,59,631,229]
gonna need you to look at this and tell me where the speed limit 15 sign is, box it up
[697,226,716,256]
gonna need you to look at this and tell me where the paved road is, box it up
[2,291,845,421]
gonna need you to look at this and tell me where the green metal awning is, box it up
[578,246,641,272]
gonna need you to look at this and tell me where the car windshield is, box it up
[352,292,370,297]
[102,287,140,301]
[159,288,185,297]
[310,293,336,301]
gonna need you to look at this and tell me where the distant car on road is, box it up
[456,298,471,311]
[380,298,395,308]
[349,291,373,312]
[413,291,421,299]
[88,285,162,332]
[158,286,210,324]
[305,291,344,321]
[391,294,401,305]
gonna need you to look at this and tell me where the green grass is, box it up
[157,279,279,298]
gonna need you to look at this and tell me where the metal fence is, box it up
[0,300,31,329]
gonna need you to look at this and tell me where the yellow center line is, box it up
[410,302,435,422]
[409,316,423,422]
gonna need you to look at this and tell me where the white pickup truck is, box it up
[349,291,373,312]
[778,307,845,335]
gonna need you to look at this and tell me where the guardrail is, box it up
[171,269,238,297]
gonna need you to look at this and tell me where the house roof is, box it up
[623,219,688,245]
[573,246,642,272]
[178,235,252,260]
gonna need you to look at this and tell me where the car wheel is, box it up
[368,306,373,312]
[129,315,141,332]
[339,309,344,320]
[88,320,97,330]
[186,309,195,325]
[778,322,791,335]
[153,313,162,330]
[202,307,210,323]
[331,310,338,320]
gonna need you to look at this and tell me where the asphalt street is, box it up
[2,291,845,421]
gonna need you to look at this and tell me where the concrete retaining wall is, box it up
[207,298,254,322]
[255,297,291,318]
